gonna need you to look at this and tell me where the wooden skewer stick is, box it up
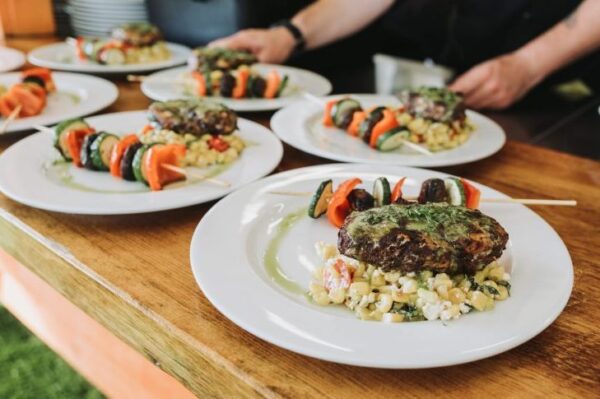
[481,198,577,206]
[0,105,22,134]
[161,164,231,188]
[33,124,54,134]
[302,92,433,156]
[267,190,577,206]
[127,74,190,84]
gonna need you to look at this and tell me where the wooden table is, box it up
[1,37,599,398]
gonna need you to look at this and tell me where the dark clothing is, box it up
[381,0,582,73]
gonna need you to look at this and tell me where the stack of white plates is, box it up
[66,0,149,37]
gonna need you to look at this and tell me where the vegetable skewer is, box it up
[268,190,577,206]
[0,68,55,120]
[0,105,22,134]
[161,164,230,187]
[302,92,433,156]
[34,124,231,190]
[129,67,289,100]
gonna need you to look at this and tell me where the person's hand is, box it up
[449,52,541,110]
[208,27,296,64]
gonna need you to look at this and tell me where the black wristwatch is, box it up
[271,19,306,53]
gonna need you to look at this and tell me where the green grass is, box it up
[0,306,104,399]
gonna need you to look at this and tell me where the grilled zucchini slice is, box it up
[90,132,119,171]
[54,118,90,161]
[132,144,153,185]
[332,98,361,129]
[375,127,410,152]
[373,177,391,207]
[308,179,333,218]
[444,178,467,206]
[276,75,289,97]
[80,133,100,170]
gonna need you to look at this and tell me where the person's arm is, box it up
[449,0,600,110]
[209,0,394,63]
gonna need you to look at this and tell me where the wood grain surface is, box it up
[1,37,599,398]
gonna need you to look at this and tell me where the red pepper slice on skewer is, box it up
[326,177,362,228]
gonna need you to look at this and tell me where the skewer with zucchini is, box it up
[0,68,56,119]
[52,119,186,191]
[322,88,467,153]
[308,176,481,227]
[323,98,409,152]
[190,66,289,99]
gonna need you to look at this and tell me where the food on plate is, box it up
[0,68,56,119]
[311,243,511,322]
[187,47,257,72]
[322,87,474,152]
[186,47,289,100]
[338,203,508,274]
[147,98,237,136]
[309,176,482,228]
[72,22,171,65]
[110,22,162,47]
[52,99,246,190]
[305,176,510,322]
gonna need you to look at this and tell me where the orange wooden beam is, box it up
[0,249,196,399]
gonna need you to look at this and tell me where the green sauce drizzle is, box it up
[263,207,308,296]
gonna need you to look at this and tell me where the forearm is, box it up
[515,0,600,83]
[291,0,394,50]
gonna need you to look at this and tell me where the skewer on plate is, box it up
[302,92,433,156]
[127,74,189,84]
[267,190,577,206]
[160,164,230,187]
[0,105,22,135]
[33,124,231,188]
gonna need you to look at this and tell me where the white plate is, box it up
[28,42,191,74]
[0,111,283,214]
[0,72,117,133]
[0,47,26,72]
[271,94,506,167]
[190,163,573,368]
[141,64,332,112]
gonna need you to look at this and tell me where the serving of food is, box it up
[0,68,55,119]
[27,24,191,73]
[140,47,331,111]
[72,22,171,66]
[271,93,505,166]
[0,99,282,214]
[51,99,245,191]
[0,70,118,133]
[185,47,288,100]
[322,87,474,152]
[304,176,509,322]
[190,163,573,368]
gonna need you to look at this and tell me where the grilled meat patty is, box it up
[188,47,257,72]
[338,203,508,274]
[111,22,162,46]
[147,99,237,136]
[398,87,466,123]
